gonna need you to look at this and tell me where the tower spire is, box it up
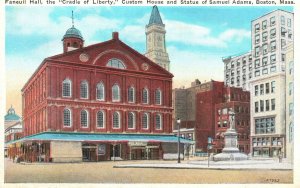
[72,10,74,27]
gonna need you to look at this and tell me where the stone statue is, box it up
[228,109,235,130]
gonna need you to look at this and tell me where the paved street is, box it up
[5,158,293,184]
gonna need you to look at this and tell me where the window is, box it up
[270,28,276,38]
[263,44,268,55]
[255,117,275,134]
[289,82,293,95]
[287,18,291,27]
[262,68,268,75]
[281,15,285,25]
[255,102,259,113]
[249,73,252,79]
[262,20,267,30]
[255,70,260,77]
[270,16,275,26]
[255,59,260,68]
[288,30,292,39]
[255,46,260,57]
[142,88,149,104]
[112,84,120,102]
[262,31,268,41]
[270,54,276,63]
[128,112,135,129]
[96,82,105,101]
[259,84,264,95]
[231,61,234,68]
[270,66,276,73]
[62,79,72,97]
[270,41,276,51]
[81,110,89,128]
[271,81,275,93]
[260,100,264,112]
[255,23,260,33]
[271,99,275,110]
[113,112,120,128]
[281,39,286,48]
[289,103,293,116]
[265,83,270,94]
[107,58,126,69]
[255,85,259,96]
[155,114,162,130]
[281,53,286,62]
[97,111,105,128]
[281,27,286,37]
[289,122,293,142]
[289,61,294,75]
[128,86,135,103]
[266,100,270,111]
[262,57,268,66]
[255,34,260,44]
[155,89,162,105]
[80,81,88,99]
[63,108,71,127]
[142,113,149,129]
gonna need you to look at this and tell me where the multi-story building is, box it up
[250,10,293,158]
[173,80,250,153]
[223,52,253,90]
[6,6,191,163]
[214,87,250,154]
[145,6,170,71]
[285,42,294,162]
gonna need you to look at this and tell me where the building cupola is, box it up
[62,11,84,53]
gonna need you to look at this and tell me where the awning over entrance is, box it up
[6,132,194,145]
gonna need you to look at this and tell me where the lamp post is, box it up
[207,136,212,167]
[177,118,181,163]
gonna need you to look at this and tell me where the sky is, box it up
[5,6,293,115]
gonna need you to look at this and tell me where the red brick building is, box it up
[174,80,250,154]
[7,7,191,162]
[214,87,250,154]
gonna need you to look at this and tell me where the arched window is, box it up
[97,111,105,128]
[142,88,149,104]
[128,112,135,129]
[112,84,120,102]
[80,81,88,99]
[113,112,120,128]
[62,79,72,97]
[128,86,135,103]
[142,113,149,129]
[107,58,126,69]
[155,89,162,105]
[96,82,105,101]
[80,110,89,128]
[63,108,72,127]
[155,114,162,130]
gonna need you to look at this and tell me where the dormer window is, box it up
[107,58,126,69]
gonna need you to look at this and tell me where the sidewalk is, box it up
[114,158,293,170]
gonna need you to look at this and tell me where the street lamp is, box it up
[207,136,212,167]
[177,118,181,163]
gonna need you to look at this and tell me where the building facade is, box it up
[214,87,250,154]
[250,10,293,158]
[223,52,253,91]
[145,6,170,71]
[7,7,191,163]
[285,42,294,162]
[173,80,250,153]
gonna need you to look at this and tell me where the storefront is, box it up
[6,132,193,163]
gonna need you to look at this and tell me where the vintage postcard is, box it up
[1,0,299,187]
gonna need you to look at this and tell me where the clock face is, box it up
[79,53,89,62]
[142,63,149,71]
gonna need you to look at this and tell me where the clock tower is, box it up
[145,6,170,71]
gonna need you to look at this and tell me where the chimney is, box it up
[112,32,119,40]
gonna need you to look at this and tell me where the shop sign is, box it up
[128,141,147,147]
[98,144,106,155]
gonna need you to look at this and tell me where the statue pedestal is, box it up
[213,129,248,161]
